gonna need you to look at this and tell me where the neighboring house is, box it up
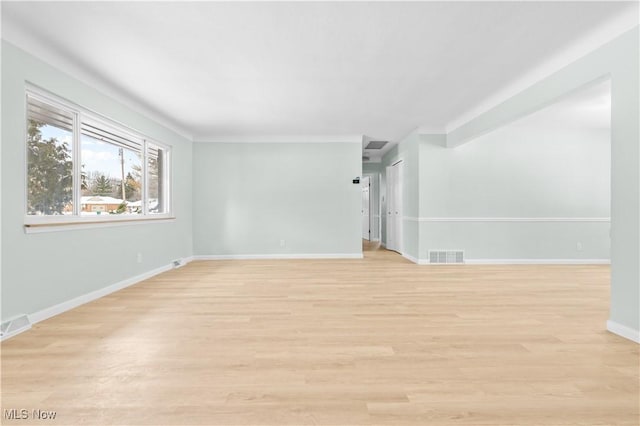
[80,196,124,214]
[127,199,158,213]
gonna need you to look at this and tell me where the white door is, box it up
[361,176,371,240]
[386,166,395,250]
[393,162,403,253]
[386,161,403,253]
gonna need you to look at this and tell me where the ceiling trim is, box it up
[417,126,446,135]
[1,27,194,141]
[444,9,638,134]
[194,134,363,144]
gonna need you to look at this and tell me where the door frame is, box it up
[386,159,404,254]
[361,175,371,241]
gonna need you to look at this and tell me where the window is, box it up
[25,88,172,225]
[80,119,144,215]
[26,97,74,215]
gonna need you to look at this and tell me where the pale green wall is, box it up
[192,142,361,256]
[423,128,610,217]
[1,41,193,322]
[381,131,419,259]
[418,126,611,260]
[362,163,382,174]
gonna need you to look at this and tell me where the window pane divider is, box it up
[142,140,149,215]
[72,112,81,215]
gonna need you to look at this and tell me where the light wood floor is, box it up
[2,241,638,425]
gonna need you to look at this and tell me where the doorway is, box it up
[361,176,371,240]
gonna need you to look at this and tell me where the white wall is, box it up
[1,41,194,323]
[192,142,362,257]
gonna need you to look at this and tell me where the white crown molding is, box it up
[607,320,640,344]
[194,134,363,144]
[193,253,363,260]
[444,10,639,133]
[0,33,193,141]
[404,217,610,223]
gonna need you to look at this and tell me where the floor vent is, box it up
[172,258,187,269]
[1,314,32,341]
[429,250,465,264]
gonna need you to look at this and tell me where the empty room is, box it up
[1,1,639,425]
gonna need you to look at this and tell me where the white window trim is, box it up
[24,83,174,230]
[24,216,176,234]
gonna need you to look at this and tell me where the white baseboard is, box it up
[371,238,380,242]
[463,259,610,265]
[410,258,610,265]
[193,253,363,260]
[401,252,420,264]
[28,258,193,326]
[607,320,640,343]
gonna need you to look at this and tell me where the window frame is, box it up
[23,84,174,229]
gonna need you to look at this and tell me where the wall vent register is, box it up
[429,250,465,264]
[1,315,31,340]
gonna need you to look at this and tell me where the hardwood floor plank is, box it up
[2,241,638,425]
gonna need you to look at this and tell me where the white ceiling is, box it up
[1,1,637,148]
[366,76,612,163]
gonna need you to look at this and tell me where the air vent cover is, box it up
[1,314,31,340]
[365,141,388,150]
[429,250,464,264]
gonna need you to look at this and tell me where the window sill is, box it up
[24,215,176,234]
